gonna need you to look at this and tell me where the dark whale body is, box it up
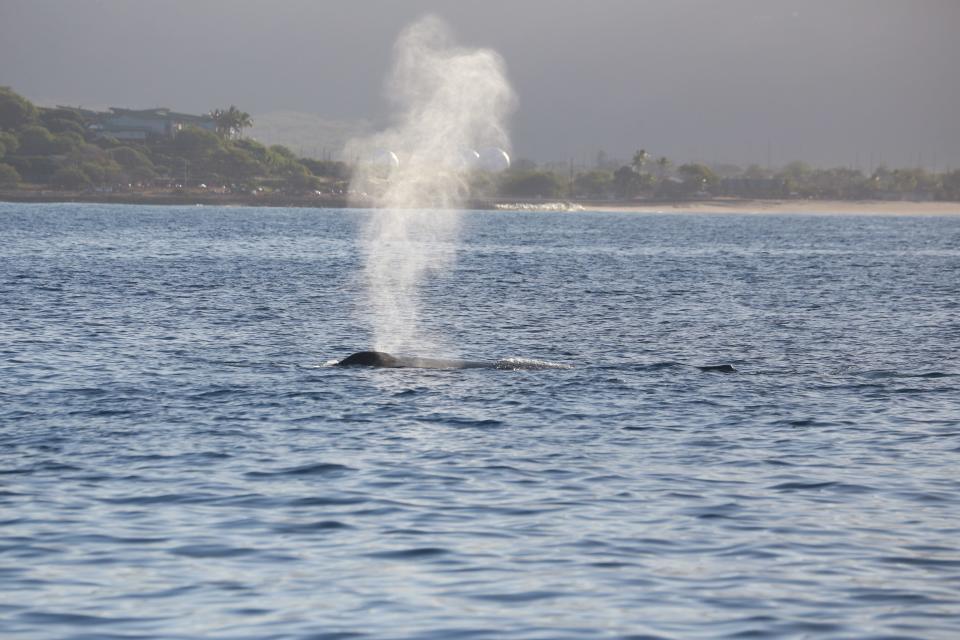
[697,364,737,373]
[336,351,731,372]
[337,351,495,369]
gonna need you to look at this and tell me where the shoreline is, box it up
[2,191,959,216]
[0,190,351,209]
[585,198,960,217]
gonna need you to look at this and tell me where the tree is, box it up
[283,165,320,192]
[677,163,719,194]
[39,107,89,136]
[269,144,296,160]
[939,170,960,201]
[215,147,262,183]
[595,149,608,169]
[0,163,20,188]
[51,166,92,190]
[777,161,814,195]
[573,170,613,198]
[66,144,125,185]
[0,87,38,131]
[655,156,671,180]
[796,167,869,199]
[16,126,80,156]
[264,145,303,175]
[172,127,224,175]
[743,164,771,179]
[17,126,56,155]
[109,146,157,182]
[613,165,641,198]
[0,131,18,158]
[53,132,84,155]
[499,171,564,198]
[174,126,222,155]
[884,168,937,196]
[512,157,537,172]
[301,158,350,180]
[631,149,649,173]
[233,138,271,164]
[210,105,252,139]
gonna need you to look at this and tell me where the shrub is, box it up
[499,171,565,198]
[17,125,56,155]
[0,163,21,188]
[51,166,92,190]
[0,87,39,130]
[0,131,19,157]
[109,146,157,182]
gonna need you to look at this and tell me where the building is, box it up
[90,108,216,142]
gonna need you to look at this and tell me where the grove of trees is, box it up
[508,152,960,202]
[3,86,960,203]
[0,86,349,194]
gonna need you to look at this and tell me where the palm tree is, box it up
[229,106,252,139]
[210,105,253,139]
[210,108,230,138]
[656,156,671,181]
[631,149,649,173]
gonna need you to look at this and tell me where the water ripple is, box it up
[2,203,959,639]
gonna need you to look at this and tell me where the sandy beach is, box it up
[585,199,960,217]
[3,191,959,217]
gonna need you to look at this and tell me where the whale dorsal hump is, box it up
[337,351,400,367]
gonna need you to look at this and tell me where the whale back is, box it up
[337,351,402,367]
[337,350,491,369]
[336,351,571,370]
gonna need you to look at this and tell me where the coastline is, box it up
[2,190,959,216]
[586,198,960,217]
[0,190,350,210]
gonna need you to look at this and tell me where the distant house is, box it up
[90,107,216,142]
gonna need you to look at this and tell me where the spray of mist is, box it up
[347,16,515,354]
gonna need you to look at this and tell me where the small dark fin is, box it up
[698,364,736,373]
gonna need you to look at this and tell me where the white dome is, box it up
[478,147,510,172]
[458,148,481,169]
[369,149,400,170]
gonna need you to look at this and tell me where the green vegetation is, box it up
[1,85,958,204]
[0,131,20,158]
[210,105,252,139]
[515,151,960,202]
[0,87,39,130]
[0,163,21,188]
[0,87,349,195]
[499,171,565,198]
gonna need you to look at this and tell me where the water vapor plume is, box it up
[347,16,515,354]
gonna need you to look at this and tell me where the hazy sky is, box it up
[2,0,958,169]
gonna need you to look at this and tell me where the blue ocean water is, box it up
[1,201,959,639]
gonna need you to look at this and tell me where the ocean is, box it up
[1,202,959,639]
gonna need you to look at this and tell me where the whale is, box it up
[336,351,496,369]
[335,351,733,372]
[697,364,736,373]
[335,351,571,370]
